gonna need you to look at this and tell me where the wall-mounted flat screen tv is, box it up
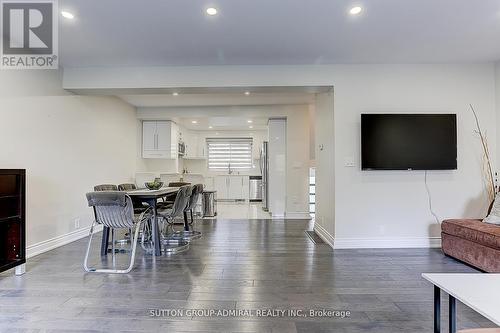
[361,114,457,170]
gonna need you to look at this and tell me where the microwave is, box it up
[178,142,186,156]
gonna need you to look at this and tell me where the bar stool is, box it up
[156,186,191,254]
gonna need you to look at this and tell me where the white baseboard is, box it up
[313,223,335,248]
[333,237,441,249]
[285,212,312,219]
[27,225,103,259]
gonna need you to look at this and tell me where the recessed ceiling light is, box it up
[206,7,218,16]
[349,6,362,15]
[249,126,254,129]
[192,120,198,124]
[215,132,219,135]
[209,126,213,129]
[247,120,253,123]
[61,11,74,19]
[172,92,179,96]
[244,91,251,95]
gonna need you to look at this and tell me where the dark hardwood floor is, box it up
[0,218,494,332]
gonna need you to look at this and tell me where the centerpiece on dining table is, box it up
[144,178,163,190]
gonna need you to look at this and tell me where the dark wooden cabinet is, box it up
[0,169,26,273]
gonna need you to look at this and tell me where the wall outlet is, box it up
[74,218,81,229]
[344,156,356,167]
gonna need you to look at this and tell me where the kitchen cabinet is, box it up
[142,121,178,159]
[197,136,207,159]
[183,131,207,159]
[214,176,249,200]
[214,176,229,200]
[183,131,196,159]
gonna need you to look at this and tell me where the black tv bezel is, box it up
[360,113,458,171]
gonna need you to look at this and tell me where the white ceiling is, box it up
[177,117,269,131]
[120,92,315,107]
[59,0,500,68]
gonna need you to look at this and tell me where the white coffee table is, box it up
[422,273,500,333]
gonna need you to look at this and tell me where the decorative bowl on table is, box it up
[145,181,163,190]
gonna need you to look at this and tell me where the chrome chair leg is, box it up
[140,217,154,254]
[84,220,143,274]
[169,210,202,241]
[160,217,189,254]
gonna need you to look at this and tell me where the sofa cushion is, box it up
[442,219,500,250]
[442,233,500,273]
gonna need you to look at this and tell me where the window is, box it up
[207,138,253,170]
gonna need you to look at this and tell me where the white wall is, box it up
[64,64,497,248]
[0,70,138,256]
[308,104,316,162]
[268,119,287,217]
[332,65,496,248]
[496,62,500,163]
[314,92,335,246]
[136,105,311,217]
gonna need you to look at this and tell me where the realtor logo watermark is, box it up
[1,0,58,69]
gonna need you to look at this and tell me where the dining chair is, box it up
[157,182,190,210]
[117,183,152,245]
[118,183,136,191]
[156,186,191,253]
[186,184,204,225]
[94,184,118,255]
[84,191,152,274]
[118,183,149,212]
[168,182,191,187]
[159,173,181,186]
[94,184,118,191]
[169,184,204,241]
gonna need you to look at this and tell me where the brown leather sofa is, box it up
[441,219,500,273]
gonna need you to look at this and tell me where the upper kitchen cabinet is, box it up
[183,131,207,159]
[142,120,179,159]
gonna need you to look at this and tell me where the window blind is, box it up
[207,138,253,170]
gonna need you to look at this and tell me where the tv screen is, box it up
[361,114,457,170]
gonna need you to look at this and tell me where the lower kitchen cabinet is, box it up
[214,176,249,200]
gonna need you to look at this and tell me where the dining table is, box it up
[422,273,500,333]
[100,187,180,256]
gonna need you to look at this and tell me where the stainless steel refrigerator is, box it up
[260,141,269,211]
